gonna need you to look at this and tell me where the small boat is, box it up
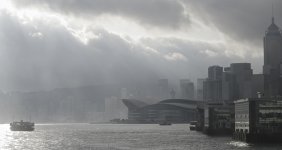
[189,121,197,131]
[190,125,196,130]
[10,120,35,131]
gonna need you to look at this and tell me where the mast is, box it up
[272,2,274,24]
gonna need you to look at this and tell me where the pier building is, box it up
[234,98,282,142]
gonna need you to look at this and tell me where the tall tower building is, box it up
[263,15,282,97]
[229,63,253,100]
[180,79,194,100]
[203,66,223,102]
[196,78,205,101]
[208,66,223,80]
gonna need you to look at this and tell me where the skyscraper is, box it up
[203,66,223,102]
[205,63,254,102]
[180,79,195,100]
[228,63,253,100]
[208,66,223,80]
[196,78,205,101]
[263,16,282,97]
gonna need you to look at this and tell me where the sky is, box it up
[0,0,281,92]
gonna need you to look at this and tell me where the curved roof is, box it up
[160,99,198,105]
[141,103,196,111]
[122,98,202,111]
[145,99,200,110]
[122,99,148,110]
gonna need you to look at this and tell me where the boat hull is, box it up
[10,127,34,131]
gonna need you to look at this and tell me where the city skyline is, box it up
[0,1,281,91]
[1,1,282,149]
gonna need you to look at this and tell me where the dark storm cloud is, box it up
[0,10,260,91]
[12,0,189,29]
[0,11,159,91]
[0,0,274,91]
[12,0,282,45]
[184,0,282,45]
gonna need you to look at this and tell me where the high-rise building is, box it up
[222,63,253,101]
[263,16,282,97]
[205,63,254,102]
[196,79,205,101]
[208,66,223,80]
[180,79,194,100]
[203,66,223,102]
[230,63,253,100]
[222,67,235,101]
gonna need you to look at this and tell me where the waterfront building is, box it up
[122,99,148,121]
[202,102,234,135]
[263,16,282,97]
[234,98,282,142]
[122,99,200,123]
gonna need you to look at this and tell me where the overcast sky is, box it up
[0,0,281,91]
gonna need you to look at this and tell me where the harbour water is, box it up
[0,124,281,150]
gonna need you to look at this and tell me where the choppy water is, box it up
[0,124,282,150]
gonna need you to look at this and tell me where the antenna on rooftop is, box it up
[272,1,275,24]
